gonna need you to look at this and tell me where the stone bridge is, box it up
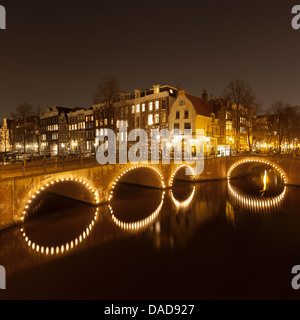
[0,155,299,231]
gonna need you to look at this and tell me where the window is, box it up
[162,100,167,109]
[184,111,189,119]
[104,118,108,125]
[170,89,173,94]
[155,114,159,124]
[240,117,246,124]
[174,123,180,130]
[162,114,167,123]
[179,100,185,106]
[176,111,180,119]
[142,103,145,112]
[136,104,140,113]
[226,121,232,131]
[136,116,140,127]
[184,123,191,130]
[132,105,135,114]
[155,101,159,110]
[149,102,153,111]
[148,114,153,125]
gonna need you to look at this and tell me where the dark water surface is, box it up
[1,168,300,300]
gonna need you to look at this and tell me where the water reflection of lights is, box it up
[228,181,287,214]
[20,207,99,256]
[109,192,165,232]
[227,158,288,185]
[108,165,165,202]
[170,186,195,209]
[20,177,100,223]
[169,164,195,187]
[19,177,101,255]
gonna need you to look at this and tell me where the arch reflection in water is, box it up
[20,207,99,256]
[227,181,287,215]
[109,191,165,233]
[170,186,196,209]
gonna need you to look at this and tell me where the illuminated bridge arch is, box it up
[169,164,196,187]
[19,175,101,255]
[19,175,101,223]
[227,157,288,185]
[108,164,165,202]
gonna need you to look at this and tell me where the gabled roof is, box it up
[185,93,214,117]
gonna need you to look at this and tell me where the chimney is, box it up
[134,89,141,98]
[202,89,208,101]
[153,85,160,94]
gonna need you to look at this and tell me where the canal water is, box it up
[1,166,300,299]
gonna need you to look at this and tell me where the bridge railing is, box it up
[0,155,99,179]
[0,152,298,179]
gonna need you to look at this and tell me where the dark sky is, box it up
[0,0,299,120]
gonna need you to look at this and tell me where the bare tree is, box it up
[223,76,259,152]
[93,75,120,107]
[271,101,300,153]
[11,103,34,153]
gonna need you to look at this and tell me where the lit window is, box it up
[170,89,173,94]
[142,103,145,112]
[149,102,153,111]
[136,104,140,113]
[104,118,108,125]
[155,114,159,124]
[132,105,135,114]
[155,101,159,110]
[148,114,153,125]
[162,114,167,123]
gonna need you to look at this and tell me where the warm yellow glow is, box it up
[19,176,101,256]
[170,186,195,209]
[227,181,286,214]
[169,164,195,187]
[227,157,288,185]
[109,165,165,202]
[109,192,165,232]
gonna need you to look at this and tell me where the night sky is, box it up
[0,0,299,120]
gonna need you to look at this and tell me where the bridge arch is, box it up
[227,157,288,184]
[19,175,100,223]
[169,164,196,187]
[108,164,165,202]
